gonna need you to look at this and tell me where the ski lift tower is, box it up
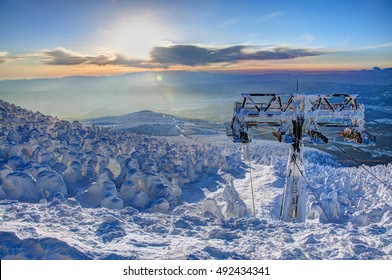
[227,92,375,222]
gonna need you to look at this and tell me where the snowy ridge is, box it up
[82,110,222,138]
[0,100,391,259]
[82,110,184,136]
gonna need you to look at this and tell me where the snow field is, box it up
[0,99,391,259]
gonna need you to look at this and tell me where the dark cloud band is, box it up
[44,49,88,65]
[41,45,323,68]
[42,48,164,68]
[150,45,323,66]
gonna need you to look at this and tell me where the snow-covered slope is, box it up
[0,100,391,259]
[82,110,223,138]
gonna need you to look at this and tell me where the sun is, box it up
[101,13,175,59]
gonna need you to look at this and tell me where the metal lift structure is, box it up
[227,92,375,222]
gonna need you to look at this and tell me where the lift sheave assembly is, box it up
[227,93,375,223]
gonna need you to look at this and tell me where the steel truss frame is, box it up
[227,93,374,222]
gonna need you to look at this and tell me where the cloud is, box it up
[0,51,36,64]
[299,32,316,43]
[42,47,166,68]
[343,42,392,51]
[220,18,239,27]
[0,51,10,64]
[109,54,168,69]
[5,44,323,69]
[43,48,88,65]
[150,44,323,66]
[260,11,286,21]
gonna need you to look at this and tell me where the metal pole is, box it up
[247,143,256,217]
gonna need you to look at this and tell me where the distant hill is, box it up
[82,109,223,137]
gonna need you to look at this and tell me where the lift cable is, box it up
[293,160,332,223]
[279,192,285,221]
[331,142,392,191]
[246,143,256,217]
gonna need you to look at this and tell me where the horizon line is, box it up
[1,66,391,81]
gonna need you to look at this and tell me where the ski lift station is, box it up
[227,90,376,223]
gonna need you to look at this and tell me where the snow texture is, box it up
[0,99,391,260]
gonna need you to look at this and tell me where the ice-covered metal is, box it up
[227,93,375,222]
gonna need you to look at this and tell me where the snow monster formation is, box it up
[0,100,245,217]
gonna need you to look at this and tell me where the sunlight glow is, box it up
[156,74,163,82]
[99,14,176,59]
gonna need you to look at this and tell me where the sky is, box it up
[0,0,391,79]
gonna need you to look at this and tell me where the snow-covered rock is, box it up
[36,170,68,199]
[62,161,84,196]
[0,185,7,199]
[76,182,103,208]
[101,194,124,210]
[221,180,247,219]
[149,198,170,213]
[201,198,224,219]
[2,171,41,202]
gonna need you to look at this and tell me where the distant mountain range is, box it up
[1,66,392,86]
[0,68,391,120]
